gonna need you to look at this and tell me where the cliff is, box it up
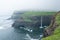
[11,11,55,30]
[43,11,60,40]
[11,11,56,38]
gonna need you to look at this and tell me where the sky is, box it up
[0,0,60,16]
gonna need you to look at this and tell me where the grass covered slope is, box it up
[21,11,56,22]
[42,12,60,40]
[21,11,55,16]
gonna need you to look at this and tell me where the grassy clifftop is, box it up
[21,11,55,22]
[42,12,60,40]
[12,11,56,22]
[21,11,55,16]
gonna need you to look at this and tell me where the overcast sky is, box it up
[0,0,60,16]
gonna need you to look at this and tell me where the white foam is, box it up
[25,34,39,40]
[40,35,43,38]
[40,26,43,28]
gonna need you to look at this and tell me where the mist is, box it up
[0,0,60,16]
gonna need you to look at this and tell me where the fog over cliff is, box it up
[0,0,60,16]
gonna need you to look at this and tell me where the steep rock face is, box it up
[12,15,52,31]
[44,11,60,37]
[12,15,53,39]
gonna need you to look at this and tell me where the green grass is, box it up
[22,11,55,16]
[21,11,56,22]
[42,13,60,40]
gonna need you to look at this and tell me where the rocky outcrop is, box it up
[12,14,53,39]
[12,15,52,30]
[44,11,60,37]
